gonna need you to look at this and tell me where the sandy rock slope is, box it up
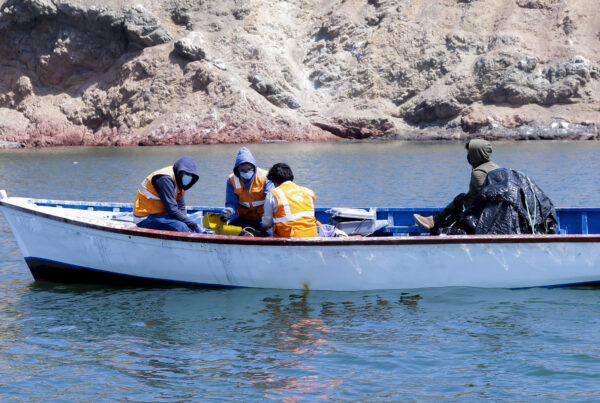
[0,0,599,147]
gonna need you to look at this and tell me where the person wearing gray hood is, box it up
[221,147,274,235]
[414,139,501,233]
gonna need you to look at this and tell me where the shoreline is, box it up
[1,123,598,150]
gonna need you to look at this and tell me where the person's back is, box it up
[464,139,501,209]
[271,181,317,237]
[261,163,318,238]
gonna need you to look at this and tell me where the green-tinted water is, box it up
[1,141,599,401]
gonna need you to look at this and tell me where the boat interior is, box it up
[4,195,600,237]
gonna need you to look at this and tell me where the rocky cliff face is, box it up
[0,0,599,147]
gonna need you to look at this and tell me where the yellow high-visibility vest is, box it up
[271,182,317,237]
[228,168,267,221]
[133,166,183,217]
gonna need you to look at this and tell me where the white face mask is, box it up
[181,174,193,186]
[240,170,254,181]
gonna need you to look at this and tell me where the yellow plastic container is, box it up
[202,212,243,236]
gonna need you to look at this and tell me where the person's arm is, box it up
[261,192,277,230]
[225,179,238,211]
[220,179,238,221]
[153,176,198,230]
[177,192,186,214]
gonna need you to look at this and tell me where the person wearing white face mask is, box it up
[222,147,274,235]
[133,156,203,233]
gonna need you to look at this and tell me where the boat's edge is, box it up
[1,196,599,245]
[1,196,599,246]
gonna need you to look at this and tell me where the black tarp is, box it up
[440,168,557,235]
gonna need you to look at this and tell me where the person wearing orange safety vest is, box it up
[261,163,318,238]
[221,147,274,235]
[134,156,203,233]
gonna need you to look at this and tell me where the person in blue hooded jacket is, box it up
[133,156,203,233]
[221,147,274,234]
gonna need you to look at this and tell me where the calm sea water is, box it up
[1,141,600,401]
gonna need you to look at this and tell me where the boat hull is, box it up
[2,200,600,290]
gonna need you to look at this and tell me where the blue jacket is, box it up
[152,156,199,230]
[225,147,274,213]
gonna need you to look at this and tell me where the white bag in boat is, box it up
[326,208,388,235]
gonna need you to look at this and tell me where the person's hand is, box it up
[219,207,233,222]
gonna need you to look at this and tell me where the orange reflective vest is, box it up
[271,181,317,238]
[229,168,267,221]
[133,166,183,217]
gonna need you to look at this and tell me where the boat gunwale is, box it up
[2,198,600,246]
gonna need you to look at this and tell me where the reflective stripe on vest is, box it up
[232,175,242,189]
[239,199,265,208]
[133,166,182,217]
[138,183,161,200]
[229,167,267,220]
[271,182,317,237]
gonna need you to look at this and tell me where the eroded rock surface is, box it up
[0,0,599,147]
[488,56,599,105]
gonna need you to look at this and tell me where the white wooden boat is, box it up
[1,190,599,290]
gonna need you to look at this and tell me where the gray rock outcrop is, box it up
[124,5,173,48]
[516,0,557,9]
[174,32,207,61]
[0,1,172,46]
[489,56,598,105]
[250,75,300,109]
[0,0,172,89]
[406,98,464,123]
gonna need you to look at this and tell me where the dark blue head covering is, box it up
[173,156,199,190]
